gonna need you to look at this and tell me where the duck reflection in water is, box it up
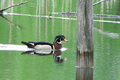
[21,35,68,63]
[53,49,67,63]
[21,48,67,63]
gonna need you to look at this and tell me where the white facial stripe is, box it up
[57,41,61,44]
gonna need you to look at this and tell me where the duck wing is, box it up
[33,42,54,49]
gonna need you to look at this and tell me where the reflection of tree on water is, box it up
[76,68,93,80]
[0,2,27,29]
[0,15,22,29]
[21,49,67,63]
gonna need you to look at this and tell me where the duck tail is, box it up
[21,41,34,48]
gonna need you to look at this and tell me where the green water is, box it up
[0,0,120,80]
[0,0,77,80]
[93,0,120,80]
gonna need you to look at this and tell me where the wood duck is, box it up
[21,35,68,50]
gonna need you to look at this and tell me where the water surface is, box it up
[0,0,120,80]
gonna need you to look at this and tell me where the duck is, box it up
[21,35,68,50]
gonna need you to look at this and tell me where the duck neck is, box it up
[53,41,61,45]
[53,41,62,49]
[53,40,61,45]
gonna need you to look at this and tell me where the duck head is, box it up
[53,35,68,44]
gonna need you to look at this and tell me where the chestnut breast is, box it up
[54,44,62,49]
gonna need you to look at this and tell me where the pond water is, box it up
[0,0,120,80]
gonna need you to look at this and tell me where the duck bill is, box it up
[64,38,68,42]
